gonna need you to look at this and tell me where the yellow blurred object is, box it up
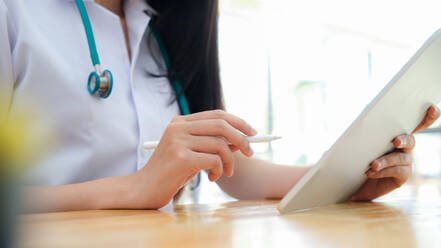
[0,115,31,173]
[0,96,51,177]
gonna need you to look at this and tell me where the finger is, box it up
[229,145,239,153]
[392,134,415,152]
[189,151,223,182]
[350,178,399,201]
[188,136,235,177]
[219,136,239,153]
[349,180,378,202]
[370,152,412,172]
[187,119,253,157]
[413,105,440,133]
[182,110,258,136]
[366,166,411,186]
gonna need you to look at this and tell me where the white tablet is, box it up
[278,28,441,214]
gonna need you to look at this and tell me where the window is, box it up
[219,0,441,177]
[192,0,441,203]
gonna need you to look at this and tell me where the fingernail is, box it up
[208,174,215,182]
[366,170,376,177]
[250,127,258,136]
[248,147,254,156]
[372,160,381,171]
[378,160,385,169]
[399,137,407,148]
[393,137,404,148]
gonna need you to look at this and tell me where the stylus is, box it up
[143,135,282,150]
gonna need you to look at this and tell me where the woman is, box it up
[0,0,438,212]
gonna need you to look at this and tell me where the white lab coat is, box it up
[0,0,180,185]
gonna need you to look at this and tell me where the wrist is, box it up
[122,166,165,209]
[92,173,138,210]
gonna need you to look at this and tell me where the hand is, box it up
[128,110,257,209]
[350,105,440,201]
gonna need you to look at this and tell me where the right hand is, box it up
[129,110,257,209]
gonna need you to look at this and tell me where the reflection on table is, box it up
[17,179,441,248]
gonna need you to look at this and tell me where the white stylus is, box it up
[143,135,282,150]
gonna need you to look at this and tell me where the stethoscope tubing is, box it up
[75,0,101,66]
[148,21,191,115]
[74,0,199,192]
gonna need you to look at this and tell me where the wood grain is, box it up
[17,181,441,248]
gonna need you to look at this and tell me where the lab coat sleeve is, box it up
[0,1,15,112]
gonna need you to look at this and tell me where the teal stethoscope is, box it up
[75,0,200,191]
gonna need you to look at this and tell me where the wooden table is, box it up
[17,181,441,248]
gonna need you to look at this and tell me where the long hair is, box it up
[145,0,224,113]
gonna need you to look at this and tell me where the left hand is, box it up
[350,105,440,201]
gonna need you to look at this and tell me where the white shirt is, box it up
[0,0,180,185]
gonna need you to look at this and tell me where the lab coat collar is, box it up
[65,0,155,66]
[65,0,157,68]
[123,0,153,66]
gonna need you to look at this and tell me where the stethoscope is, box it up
[74,0,200,192]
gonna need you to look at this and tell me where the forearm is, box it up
[217,153,310,200]
[23,174,135,213]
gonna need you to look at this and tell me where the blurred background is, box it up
[196,0,441,203]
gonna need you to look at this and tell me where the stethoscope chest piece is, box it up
[88,68,113,98]
[75,0,113,99]
[75,0,200,196]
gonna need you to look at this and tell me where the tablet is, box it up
[278,28,441,214]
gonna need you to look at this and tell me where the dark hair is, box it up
[145,0,224,113]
